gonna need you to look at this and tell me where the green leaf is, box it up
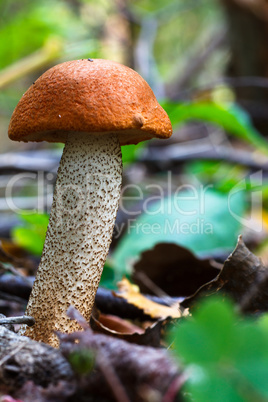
[0,0,88,69]
[99,261,117,290]
[172,298,236,365]
[68,349,95,375]
[233,323,268,397]
[11,212,49,256]
[19,212,50,228]
[11,227,45,256]
[169,297,268,401]
[184,368,245,402]
[121,142,145,165]
[163,101,268,154]
[184,161,245,193]
[113,189,245,274]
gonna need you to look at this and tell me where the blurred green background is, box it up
[0,0,226,151]
[1,0,268,270]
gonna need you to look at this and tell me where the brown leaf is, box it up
[182,236,268,312]
[0,240,37,273]
[93,313,144,334]
[133,242,220,297]
[114,278,182,320]
[90,309,164,347]
[0,241,23,265]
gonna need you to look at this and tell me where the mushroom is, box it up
[8,59,172,347]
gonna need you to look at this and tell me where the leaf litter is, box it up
[2,235,268,400]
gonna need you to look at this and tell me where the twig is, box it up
[140,143,268,171]
[0,315,35,327]
[0,149,60,173]
[96,351,131,402]
[0,290,27,305]
[1,277,180,319]
[171,76,268,102]
[0,342,25,368]
[0,274,33,300]
[0,262,33,286]
[67,306,130,402]
[162,373,188,402]
[167,30,227,95]
[134,271,175,306]
[134,16,165,99]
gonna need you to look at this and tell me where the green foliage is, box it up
[131,0,224,80]
[170,297,268,401]
[121,142,145,165]
[11,212,49,256]
[99,261,117,289]
[113,189,245,274]
[184,161,245,193]
[164,101,268,154]
[68,349,95,375]
[0,0,88,69]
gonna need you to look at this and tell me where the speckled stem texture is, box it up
[21,133,122,347]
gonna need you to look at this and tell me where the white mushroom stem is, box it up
[20,132,122,347]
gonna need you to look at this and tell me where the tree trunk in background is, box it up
[99,0,135,68]
[220,0,268,133]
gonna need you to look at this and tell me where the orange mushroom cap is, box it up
[8,59,172,146]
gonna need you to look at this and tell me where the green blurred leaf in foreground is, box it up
[163,101,268,154]
[113,189,245,275]
[170,297,268,401]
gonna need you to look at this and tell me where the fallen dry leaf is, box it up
[182,236,268,312]
[114,278,182,319]
[0,240,25,265]
[133,242,220,297]
[90,308,164,347]
[0,240,36,273]
[94,313,144,334]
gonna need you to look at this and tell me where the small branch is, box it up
[0,275,180,320]
[0,315,35,327]
[0,290,27,305]
[0,343,25,368]
[133,271,176,306]
[0,262,33,287]
[167,30,227,96]
[140,143,268,171]
[67,306,130,402]
[171,76,268,102]
[96,351,131,402]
